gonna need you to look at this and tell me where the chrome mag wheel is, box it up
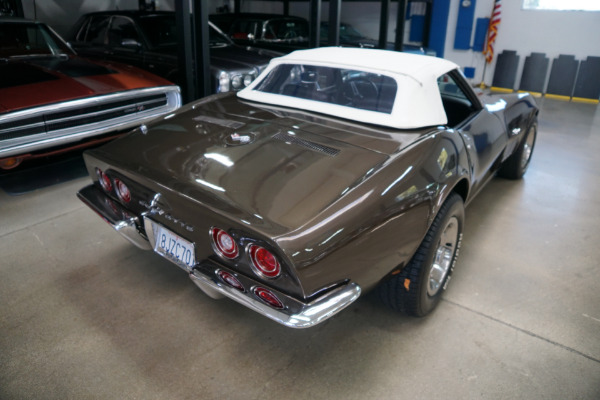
[521,125,536,169]
[427,216,459,297]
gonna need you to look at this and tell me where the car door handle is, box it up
[511,127,521,135]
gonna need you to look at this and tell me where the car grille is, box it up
[0,93,168,141]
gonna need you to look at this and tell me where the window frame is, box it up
[522,0,600,12]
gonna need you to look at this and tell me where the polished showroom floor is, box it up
[1,98,599,399]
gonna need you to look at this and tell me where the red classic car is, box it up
[0,18,181,169]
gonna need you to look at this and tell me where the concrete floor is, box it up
[1,98,599,399]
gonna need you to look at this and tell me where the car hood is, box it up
[94,93,430,234]
[149,44,278,72]
[0,55,172,113]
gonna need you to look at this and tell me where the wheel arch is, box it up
[451,178,469,204]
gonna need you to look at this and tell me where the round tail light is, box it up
[249,245,281,278]
[253,287,284,309]
[96,168,112,192]
[114,179,131,203]
[217,270,245,292]
[211,228,239,259]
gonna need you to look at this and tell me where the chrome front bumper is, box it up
[77,184,362,329]
[1,86,181,158]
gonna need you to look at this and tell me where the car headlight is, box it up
[218,71,257,92]
[218,71,230,93]
[243,74,254,87]
[231,75,243,90]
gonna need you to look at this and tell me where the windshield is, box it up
[138,15,176,47]
[265,19,308,41]
[138,15,231,48]
[254,64,397,114]
[339,23,367,40]
[0,22,73,58]
[320,22,368,41]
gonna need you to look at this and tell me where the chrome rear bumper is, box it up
[77,184,362,328]
[77,185,151,250]
[189,264,361,329]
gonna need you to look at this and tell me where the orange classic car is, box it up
[0,18,181,169]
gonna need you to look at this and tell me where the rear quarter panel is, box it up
[283,129,471,295]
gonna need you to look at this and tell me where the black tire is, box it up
[497,122,537,180]
[378,193,464,317]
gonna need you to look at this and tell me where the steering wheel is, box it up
[342,78,379,106]
[283,30,297,40]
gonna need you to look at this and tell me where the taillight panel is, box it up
[253,286,284,309]
[96,167,112,192]
[210,227,240,259]
[114,179,131,203]
[94,168,144,209]
[209,228,284,281]
[216,270,245,292]
[248,244,281,279]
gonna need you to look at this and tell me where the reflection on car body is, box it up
[77,48,538,328]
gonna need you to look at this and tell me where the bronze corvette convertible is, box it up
[77,48,538,328]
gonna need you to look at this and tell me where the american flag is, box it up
[484,0,502,63]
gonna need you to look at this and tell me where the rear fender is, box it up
[285,130,471,294]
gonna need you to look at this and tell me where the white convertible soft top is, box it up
[238,47,459,129]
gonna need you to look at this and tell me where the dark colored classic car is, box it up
[77,48,538,328]
[320,21,435,55]
[68,11,281,93]
[0,18,181,170]
[210,13,432,55]
[209,13,309,53]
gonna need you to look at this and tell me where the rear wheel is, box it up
[378,193,464,317]
[498,122,537,179]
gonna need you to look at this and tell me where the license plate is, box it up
[151,222,196,270]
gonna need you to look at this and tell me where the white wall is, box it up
[444,0,600,86]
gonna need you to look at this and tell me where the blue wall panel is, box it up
[463,67,476,78]
[429,0,451,58]
[454,0,476,50]
[409,15,425,42]
[473,18,489,52]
